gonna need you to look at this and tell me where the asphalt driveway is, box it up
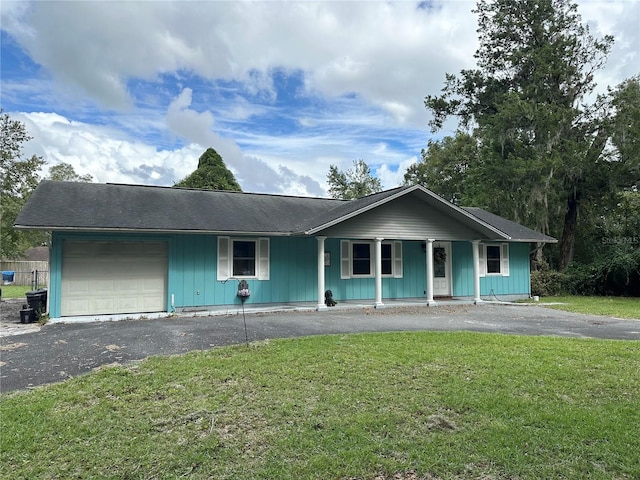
[1,303,639,393]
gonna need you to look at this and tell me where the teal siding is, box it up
[324,239,427,301]
[170,235,319,307]
[452,242,473,296]
[49,233,532,318]
[49,233,63,318]
[452,241,531,297]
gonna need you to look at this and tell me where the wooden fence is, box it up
[0,261,49,288]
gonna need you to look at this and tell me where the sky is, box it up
[1,1,639,197]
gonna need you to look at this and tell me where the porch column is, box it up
[316,236,327,310]
[425,238,437,306]
[472,240,482,304]
[374,237,384,308]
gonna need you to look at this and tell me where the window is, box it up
[217,237,270,280]
[433,247,446,278]
[352,243,372,275]
[486,245,501,274]
[233,240,256,277]
[479,243,510,277]
[381,243,392,275]
[340,240,403,279]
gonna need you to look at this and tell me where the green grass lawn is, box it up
[0,284,31,299]
[542,295,640,319]
[2,332,638,479]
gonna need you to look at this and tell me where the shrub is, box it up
[530,269,568,297]
[563,248,640,296]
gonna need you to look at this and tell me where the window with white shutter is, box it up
[481,243,510,277]
[339,240,403,279]
[217,237,270,280]
[217,236,231,281]
[257,238,270,280]
[393,241,403,278]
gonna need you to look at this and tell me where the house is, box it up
[15,181,556,321]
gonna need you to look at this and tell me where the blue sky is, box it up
[1,1,638,197]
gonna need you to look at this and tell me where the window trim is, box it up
[479,243,510,277]
[340,240,403,279]
[232,239,257,278]
[351,241,373,277]
[217,236,270,281]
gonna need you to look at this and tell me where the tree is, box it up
[327,160,382,199]
[424,0,626,269]
[404,132,477,204]
[48,162,93,182]
[174,148,242,191]
[610,75,640,187]
[0,111,45,258]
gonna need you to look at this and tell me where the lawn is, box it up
[542,295,640,320]
[1,332,638,479]
[0,284,31,299]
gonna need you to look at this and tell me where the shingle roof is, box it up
[462,207,557,243]
[15,181,344,234]
[15,181,556,243]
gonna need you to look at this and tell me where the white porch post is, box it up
[425,238,437,306]
[316,236,327,310]
[472,240,482,304]
[374,238,384,308]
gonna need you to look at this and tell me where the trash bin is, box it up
[20,308,36,324]
[2,271,15,284]
[25,288,48,319]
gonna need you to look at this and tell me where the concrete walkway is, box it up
[1,302,639,393]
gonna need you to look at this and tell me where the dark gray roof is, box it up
[15,181,556,243]
[15,181,344,234]
[462,207,557,243]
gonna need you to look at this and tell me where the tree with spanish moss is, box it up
[423,0,632,270]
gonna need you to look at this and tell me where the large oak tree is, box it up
[423,0,636,269]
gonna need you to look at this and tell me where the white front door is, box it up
[432,242,451,297]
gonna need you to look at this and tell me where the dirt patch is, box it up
[0,299,41,337]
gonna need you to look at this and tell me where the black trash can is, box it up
[25,288,48,319]
[20,308,36,324]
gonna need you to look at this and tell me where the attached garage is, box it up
[61,241,168,316]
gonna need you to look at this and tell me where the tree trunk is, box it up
[558,193,579,270]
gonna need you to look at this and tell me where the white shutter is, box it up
[340,240,351,279]
[393,241,403,278]
[257,238,270,280]
[479,243,486,277]
[217,236,231,281]
[501,243,510,277]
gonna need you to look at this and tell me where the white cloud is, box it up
[14,111,200,186]
[2,0,638,198]
[164,88,327,195]
[1,0,480,127]
[377,155,420,189]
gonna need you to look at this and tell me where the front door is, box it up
[432,242,451,297]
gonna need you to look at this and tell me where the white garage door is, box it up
[61,241,167,316]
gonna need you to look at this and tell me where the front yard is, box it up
[540,295,640,319]
[2,331,638,479]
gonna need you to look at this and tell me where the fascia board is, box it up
[13,225,294,236]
